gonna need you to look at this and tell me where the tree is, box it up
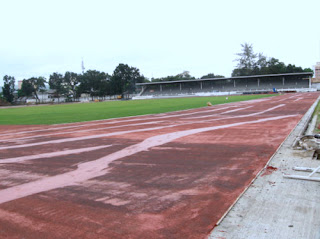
[30,77,46,103]
[232,43,257,76]
[0,91,5,104]
[19,79,34,98]
[78,70,110,100]
[252,53,268,75]
[2,75,15,103]
[232,43,313,76]
[176,71,195,80]
[110,64,145,97]
[64,72,79,101]
[49,73,66,102]
[266,58,286,74]
[303,68,313,73]
[201,73,225,79]
[151,71,195,82]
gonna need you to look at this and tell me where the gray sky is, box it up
[0,0,320,86]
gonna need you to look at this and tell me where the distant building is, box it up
[18,80,23,90]
[315,62,320,80]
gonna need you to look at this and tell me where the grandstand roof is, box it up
[137,72,313,86]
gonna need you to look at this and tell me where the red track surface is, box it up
[0,92,318,239]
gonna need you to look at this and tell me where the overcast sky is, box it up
[0,0,319,86]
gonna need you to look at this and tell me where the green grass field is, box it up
[0,94,276,125]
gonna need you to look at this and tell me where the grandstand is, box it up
[136,72,314,98]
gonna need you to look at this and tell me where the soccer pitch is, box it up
[0,94,276,125]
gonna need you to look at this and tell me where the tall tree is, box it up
[110,64,145,96]
[176,71,195,80]
[29,77,46,103]
[49,73,66,102]
[252,53,268,75]
[232,43,313,76]
[232,43,257,76]
[78,70,110,99]
[64,72,79,101]
[2,75,15,103]
[18,79,34,98]
[266,58,287,74]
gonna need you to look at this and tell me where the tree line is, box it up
[1,63,146,103]
[1,43,314,104]
[232,43,313,76]
[150,71,225,82]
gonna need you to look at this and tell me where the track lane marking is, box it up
[0,114,298,205]
[0,105,237,138]
[0,145,112,164]
[186,104,285,119]
[0,121,164,143]
[0,104,286,150]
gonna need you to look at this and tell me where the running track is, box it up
[0,92,318,238]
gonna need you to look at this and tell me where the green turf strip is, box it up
[0,94,276,125]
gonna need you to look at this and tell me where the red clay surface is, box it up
[0,92,318,239]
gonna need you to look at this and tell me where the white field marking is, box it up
[148,105,237,118]
[276,98,290,102]
[276,95,299,102]
[209,104,286,122]
[236,98,272,104]
[0,145,112,164]
[0,114,298,205]
[219,106,253,115]
[0,105,237,138]
[0,96,277,136]
[0,124,179,151]
[293,97,304,102]
[186,104,285,120]
[0,117,156,138]
[0,121,164,143]
[281,93,305,100]
[0,104,286,150]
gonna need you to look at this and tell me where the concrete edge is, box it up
[213,95,320,228]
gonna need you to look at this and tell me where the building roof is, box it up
[136,72,313,86]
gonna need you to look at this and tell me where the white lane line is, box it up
[219,106,253,114]
[236,98,272,104]
[0,121,164,143]
[152,105,237,118]
[0,114,298,205]
[0,97,277,137]
[0,105,236,138]
[0,145,112,164]
[186,106,252,119]
[293,97,303,102]
[0,117,154,137]
[187,104,285,120]
[0,104,286,150]
[0,124,178,150]
[277,96,297,102]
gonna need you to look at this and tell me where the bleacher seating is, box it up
[139,75,311,97]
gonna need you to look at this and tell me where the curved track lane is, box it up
[0,92,318,239]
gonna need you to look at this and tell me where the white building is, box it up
[315,62,320,79]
